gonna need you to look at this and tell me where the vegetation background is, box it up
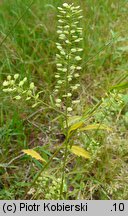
[0,0,128,199]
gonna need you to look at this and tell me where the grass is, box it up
[0,0,128,200]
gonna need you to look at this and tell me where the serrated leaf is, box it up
[68,121,84,134]
[70,146,90,159]
[79,124,111,132]
[22,149,46,163]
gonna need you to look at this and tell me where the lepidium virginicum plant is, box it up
[2,3,90,199]
[54,3,85,198]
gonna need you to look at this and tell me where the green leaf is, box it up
[110,82,128,91]
[70,146,90,159]
[68,121,84,135]
[64,115,82,128]
[79,124,112,132]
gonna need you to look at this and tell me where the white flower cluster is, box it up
[2,74,39,107]
[54,3,83,111]
[29,174,67,199]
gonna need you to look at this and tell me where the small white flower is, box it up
[76,6,80,9]
[62,94,67,98]
[56,98,61,103]
[57,26,63,29]
[63,3,69,7]
[77,9,83,14]
[64,25,69,29]
[3,81,9,86]
[77,48,83,52]
[7,88,14,92]
[7,75,11,81]
[23,77,27,82]
[72,100,80,104]
[60,51,66,55]
[55,74,60,78]
[72,36,78,39]
[14,74,19,80]
[57,7,63,10]
[60,10,66,14]
[68,77,72,81]
[57,30,63,34]
[59,34,65,38]
[57,68,63,71]
[68,75,72,79]
[62,68,67,72]
[3,88,9,92]
[57,15,63,18]
[57,80,63,84]
[57,46,62,50]
[71,30,75,34]
[70,65,76,70]
[58,19,64,23]
[76,66,82,70]
[66,54,71,60]
[15,95,21,100]
[56,42,61,46]
[67,107,72,112]
[75,38,83,42]
[55,85,60,89]
[78,16,83,19]
[64,30,69,34]
[19,81,24,87]
[71,84,80,90]
[67,93,72,97]
[56,63,62,67]
[27,188,35,195]
[30,82,35,90]
[56,103,61,108]
[74,73,80,78]
[71,48,77,53]
[54,89,59,93]
[65,40,71,44]
[75,56,82,61]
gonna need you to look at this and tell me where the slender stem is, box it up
[59,16,71,199]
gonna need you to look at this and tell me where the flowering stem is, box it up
[55,3,83,199]
[59,54,70,200]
